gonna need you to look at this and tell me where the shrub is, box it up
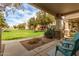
[44,28,55,39]
[3,29,11,32]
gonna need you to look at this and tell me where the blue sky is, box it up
[4,3,40,27]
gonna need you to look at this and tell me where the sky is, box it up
[4,3,40,27]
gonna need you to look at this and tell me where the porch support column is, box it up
[55,14,64,31]
[64,18,70,38]
[55,14,64,39]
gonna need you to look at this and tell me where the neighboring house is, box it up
[35,25,48,31]
[25,23,29,30]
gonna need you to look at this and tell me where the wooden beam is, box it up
[62,10,79,16]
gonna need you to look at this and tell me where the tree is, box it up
[13,25,17,29]
[28,17,38,31]
[0,13,6,28]
[16,23,26,30]
[13,3,21,8]
[36,11,55,25]
[0,12,6,54]
[36,11,55,30]
[28,11,55,31]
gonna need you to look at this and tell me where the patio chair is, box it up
[55,32,79,56]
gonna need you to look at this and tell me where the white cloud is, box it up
[4,3,40,26]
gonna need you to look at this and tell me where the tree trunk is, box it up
[0,28,2,55]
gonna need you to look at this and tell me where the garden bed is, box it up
[20,37,54,51]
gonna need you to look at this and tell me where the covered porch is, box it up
[31,3,79,38]
[1,3,79,56]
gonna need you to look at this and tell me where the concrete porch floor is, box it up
[2,39,65,56]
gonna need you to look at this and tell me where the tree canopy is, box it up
[0,12,8,28]
[28,11,55,31]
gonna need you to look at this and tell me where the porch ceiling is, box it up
[31,3,79,16]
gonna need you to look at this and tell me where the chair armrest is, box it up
[60,40,74,48]
[57,42,74,51]
[63,37,72,41]
[60,37,73,44]
[60,46,74,51]
[62,40,74,44]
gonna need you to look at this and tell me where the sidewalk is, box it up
[3,39,62,56]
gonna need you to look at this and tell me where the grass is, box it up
[2,29,44,40]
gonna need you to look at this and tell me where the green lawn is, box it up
[2,29,44,40]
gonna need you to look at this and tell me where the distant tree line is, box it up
[14,23,26,30]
